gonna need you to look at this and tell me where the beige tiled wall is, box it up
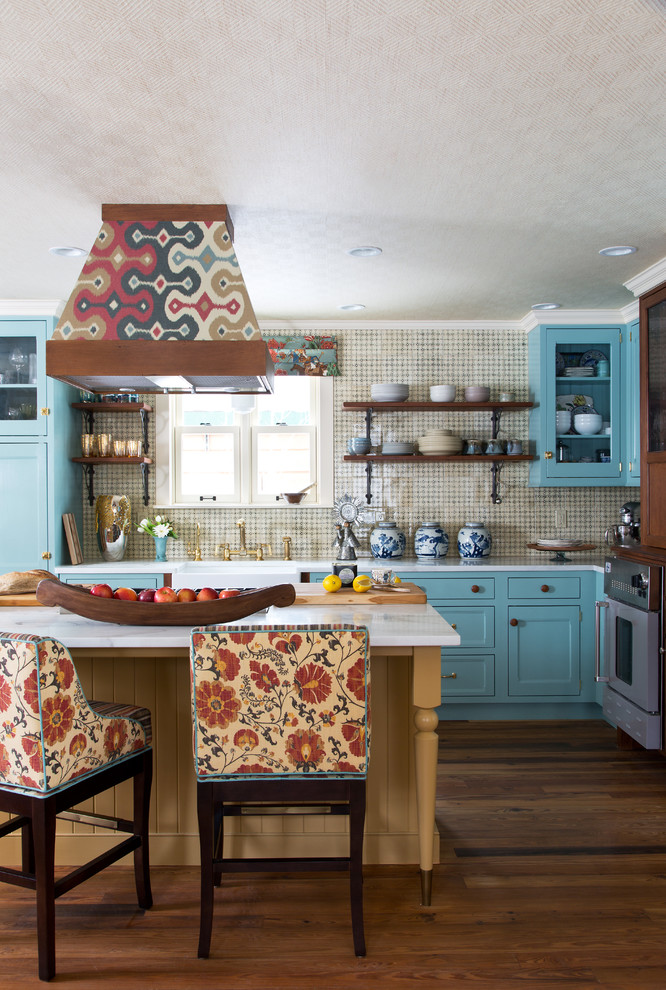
[79,326,634,562]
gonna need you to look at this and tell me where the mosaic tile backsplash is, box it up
[78,326,634,562]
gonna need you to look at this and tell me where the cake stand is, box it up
[526,543,596,562]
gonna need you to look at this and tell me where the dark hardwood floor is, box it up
[2,719,666,988]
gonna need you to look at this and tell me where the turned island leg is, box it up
[412,646,442,906]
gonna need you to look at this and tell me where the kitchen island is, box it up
[0,599,458,905]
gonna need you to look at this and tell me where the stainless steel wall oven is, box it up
[596,556,662,749]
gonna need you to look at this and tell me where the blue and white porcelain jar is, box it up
[457,521,491,559]
[414,522,449,559]
[370,520,406,559]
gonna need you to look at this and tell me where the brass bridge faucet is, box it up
[187,522,202,561]
[217,519,272,561]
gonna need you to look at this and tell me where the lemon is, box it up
[392,575,402,584]
[353,574,372,593]
[322,574,342,593]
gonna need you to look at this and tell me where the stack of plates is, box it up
[381,441,414,455]
[371,383,409,402]
[535,538,583,548]
[417,430,463,454]
[563,367,594,378]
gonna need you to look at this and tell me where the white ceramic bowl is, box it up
[556,410,572,432]
[573,412,602,435]
[430,384,456,402]
[464,386,490,402]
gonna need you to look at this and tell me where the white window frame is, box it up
[154,377,334,509]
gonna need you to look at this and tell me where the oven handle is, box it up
[595,600,609,682]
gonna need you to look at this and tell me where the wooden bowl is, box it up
[281,492,307,503]
[35,579,296,626]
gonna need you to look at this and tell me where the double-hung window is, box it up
[154,376,333,507]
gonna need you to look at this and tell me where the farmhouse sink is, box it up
[174,561,302,589]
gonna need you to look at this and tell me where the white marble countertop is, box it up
[0,604,460,650]
[54,553,606,578]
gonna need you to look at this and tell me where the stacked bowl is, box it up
[381,441,414,455]
[417,429,463,455]
[430,384,456,402]
[371,383,409,402]
[464,385,491,402]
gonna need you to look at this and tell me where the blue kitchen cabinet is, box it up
[528,325,624,486]
[0,317,81,572]
[397,569,598,718]
[0,320,47,437]
[507,605,580,696]
[0,442,48,572]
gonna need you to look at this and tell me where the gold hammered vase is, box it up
[95,494,131,562]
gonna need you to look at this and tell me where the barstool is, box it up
[190,622,370,957]
[0,631,153,981]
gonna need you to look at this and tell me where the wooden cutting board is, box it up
[291,582,426,605]
[0,593,42,606]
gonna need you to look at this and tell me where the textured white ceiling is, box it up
[2,0,665,321]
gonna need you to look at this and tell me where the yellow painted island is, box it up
[0,597,459,904]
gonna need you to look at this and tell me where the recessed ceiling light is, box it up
[49,245,87,257]
[347,246,382,257]
[598,245,637,257]
[339,304,366,311]
[531,302,561,311]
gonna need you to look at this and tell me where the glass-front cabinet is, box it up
[528,325,625,486]
[0,320,46,436]
[0,315,81,572]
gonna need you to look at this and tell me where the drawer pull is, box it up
[441,672,457,679]
[541,584,549,593]
[471,585,480,593]
[510,618,518,627]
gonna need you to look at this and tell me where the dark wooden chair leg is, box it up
[197,782,215,958]
[133,749,153,910]
[349,781,367,957]
[213,801,224,887]
[32,797,57,981]
[21,817,35,875]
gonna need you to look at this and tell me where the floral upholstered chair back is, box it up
[0,632,150,794]
[190,624,370,780]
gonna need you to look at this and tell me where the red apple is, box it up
[177,588,197,602]
[218,588,241,598]
[154,586,178,603]
[90,583,113,598]
[114,587,138,601]
[196,587,218,601]
[138,588,156,602]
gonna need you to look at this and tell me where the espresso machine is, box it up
[605,500,641,547]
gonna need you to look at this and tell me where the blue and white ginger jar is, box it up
[370,520,406,559]
[457,521,491,559]
[414,522,449,559]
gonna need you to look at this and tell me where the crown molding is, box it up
[259,319,521,331]
[0,299,64,317]
[624,256,666,297]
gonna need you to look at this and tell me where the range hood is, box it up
[46,204,274,394]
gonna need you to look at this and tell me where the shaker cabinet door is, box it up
[0,442,48,571]
[508,605,580,696]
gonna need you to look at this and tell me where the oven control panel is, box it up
[604,556,660,611]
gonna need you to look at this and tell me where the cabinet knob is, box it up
[41,551,51,560]
[541,584,549,593]
[544,450,553,459]
[450,623,457,630]
[510,617,518,627]
[470,584,480,594]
